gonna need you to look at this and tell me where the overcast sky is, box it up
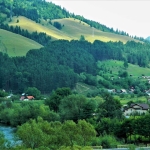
[47,0,150,39]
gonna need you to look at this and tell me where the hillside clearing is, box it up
[52,18,141,43]
[7,16,141,44]
[0,29,43,57]
[97,60,150,77]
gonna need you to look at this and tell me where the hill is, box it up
[52,18,141,43]
[6,16,72,41]
[6,16,141,44]
[0,29,43,57]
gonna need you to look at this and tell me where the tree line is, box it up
[0,23,51,46]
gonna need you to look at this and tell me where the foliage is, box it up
[77,120,96,146]
[0,90,8,97]
[0,23,51,46]
[80,35,85,41]
[59,145,93,150]
[0,132,6,149]
[0,102,59,126]
[17,118,50,149]
[97,92,123,119]
[25,87,41,99]
[16,118,96,149]
[59,94,95,122]
[95,118,120,136]
[53,21,62,30]
[45,87,72,112]
[98,134,121,148]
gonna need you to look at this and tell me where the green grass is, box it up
[73,82,97,95]
[7,16,72,41]
[0,29,43,57]
[114,95,147,105]
[52,18,141,43]
[97,60,150,77]
[7,16,142,44]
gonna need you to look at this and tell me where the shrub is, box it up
[0,90,7,97]
[128,144,136,150]
[98,135,121,148]
[53,21,62,30]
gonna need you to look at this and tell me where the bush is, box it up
[0,132,6,149]
[25,87,41,99]
[0,90,7,97]
[53,21,62,30]
[98,135,121,148]
[128,144,136,150]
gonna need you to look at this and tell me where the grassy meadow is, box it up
[114,95,148,105]
[7,16,72,41]
[51,18,141,43]
[0,29,43,57]
[7,16,141,43]
[97,60,150,77]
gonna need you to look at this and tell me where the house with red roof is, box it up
[20,93,34,101]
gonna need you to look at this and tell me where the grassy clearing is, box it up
[114,95,147,105]
[73,82,97,94]
[6,16,72,41]
[97,60,150,77]
[0,29,43,57]
[52,18,141,43]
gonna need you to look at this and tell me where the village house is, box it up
[20,93,34,101]
[120,89,127,93]
[123,103,149,116]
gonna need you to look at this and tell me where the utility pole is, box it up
[92,27,94,37]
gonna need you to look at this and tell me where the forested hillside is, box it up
[1,40,150,94]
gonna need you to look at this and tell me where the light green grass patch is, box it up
[0,29,43,57]
[7,16,141,44]
[97,60,150,77]
[52,18,141,43]
[114,95,147,105]
[7,16,72,41]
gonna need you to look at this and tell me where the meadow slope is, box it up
[7,16,141,43]
[0,29,43,57]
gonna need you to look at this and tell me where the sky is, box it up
[47,0,150,39]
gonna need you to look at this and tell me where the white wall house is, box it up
[124,103,149,116]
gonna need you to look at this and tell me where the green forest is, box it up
[1,40,150,94]
[1,0,150,150]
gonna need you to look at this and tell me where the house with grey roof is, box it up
[123,103,149,116]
